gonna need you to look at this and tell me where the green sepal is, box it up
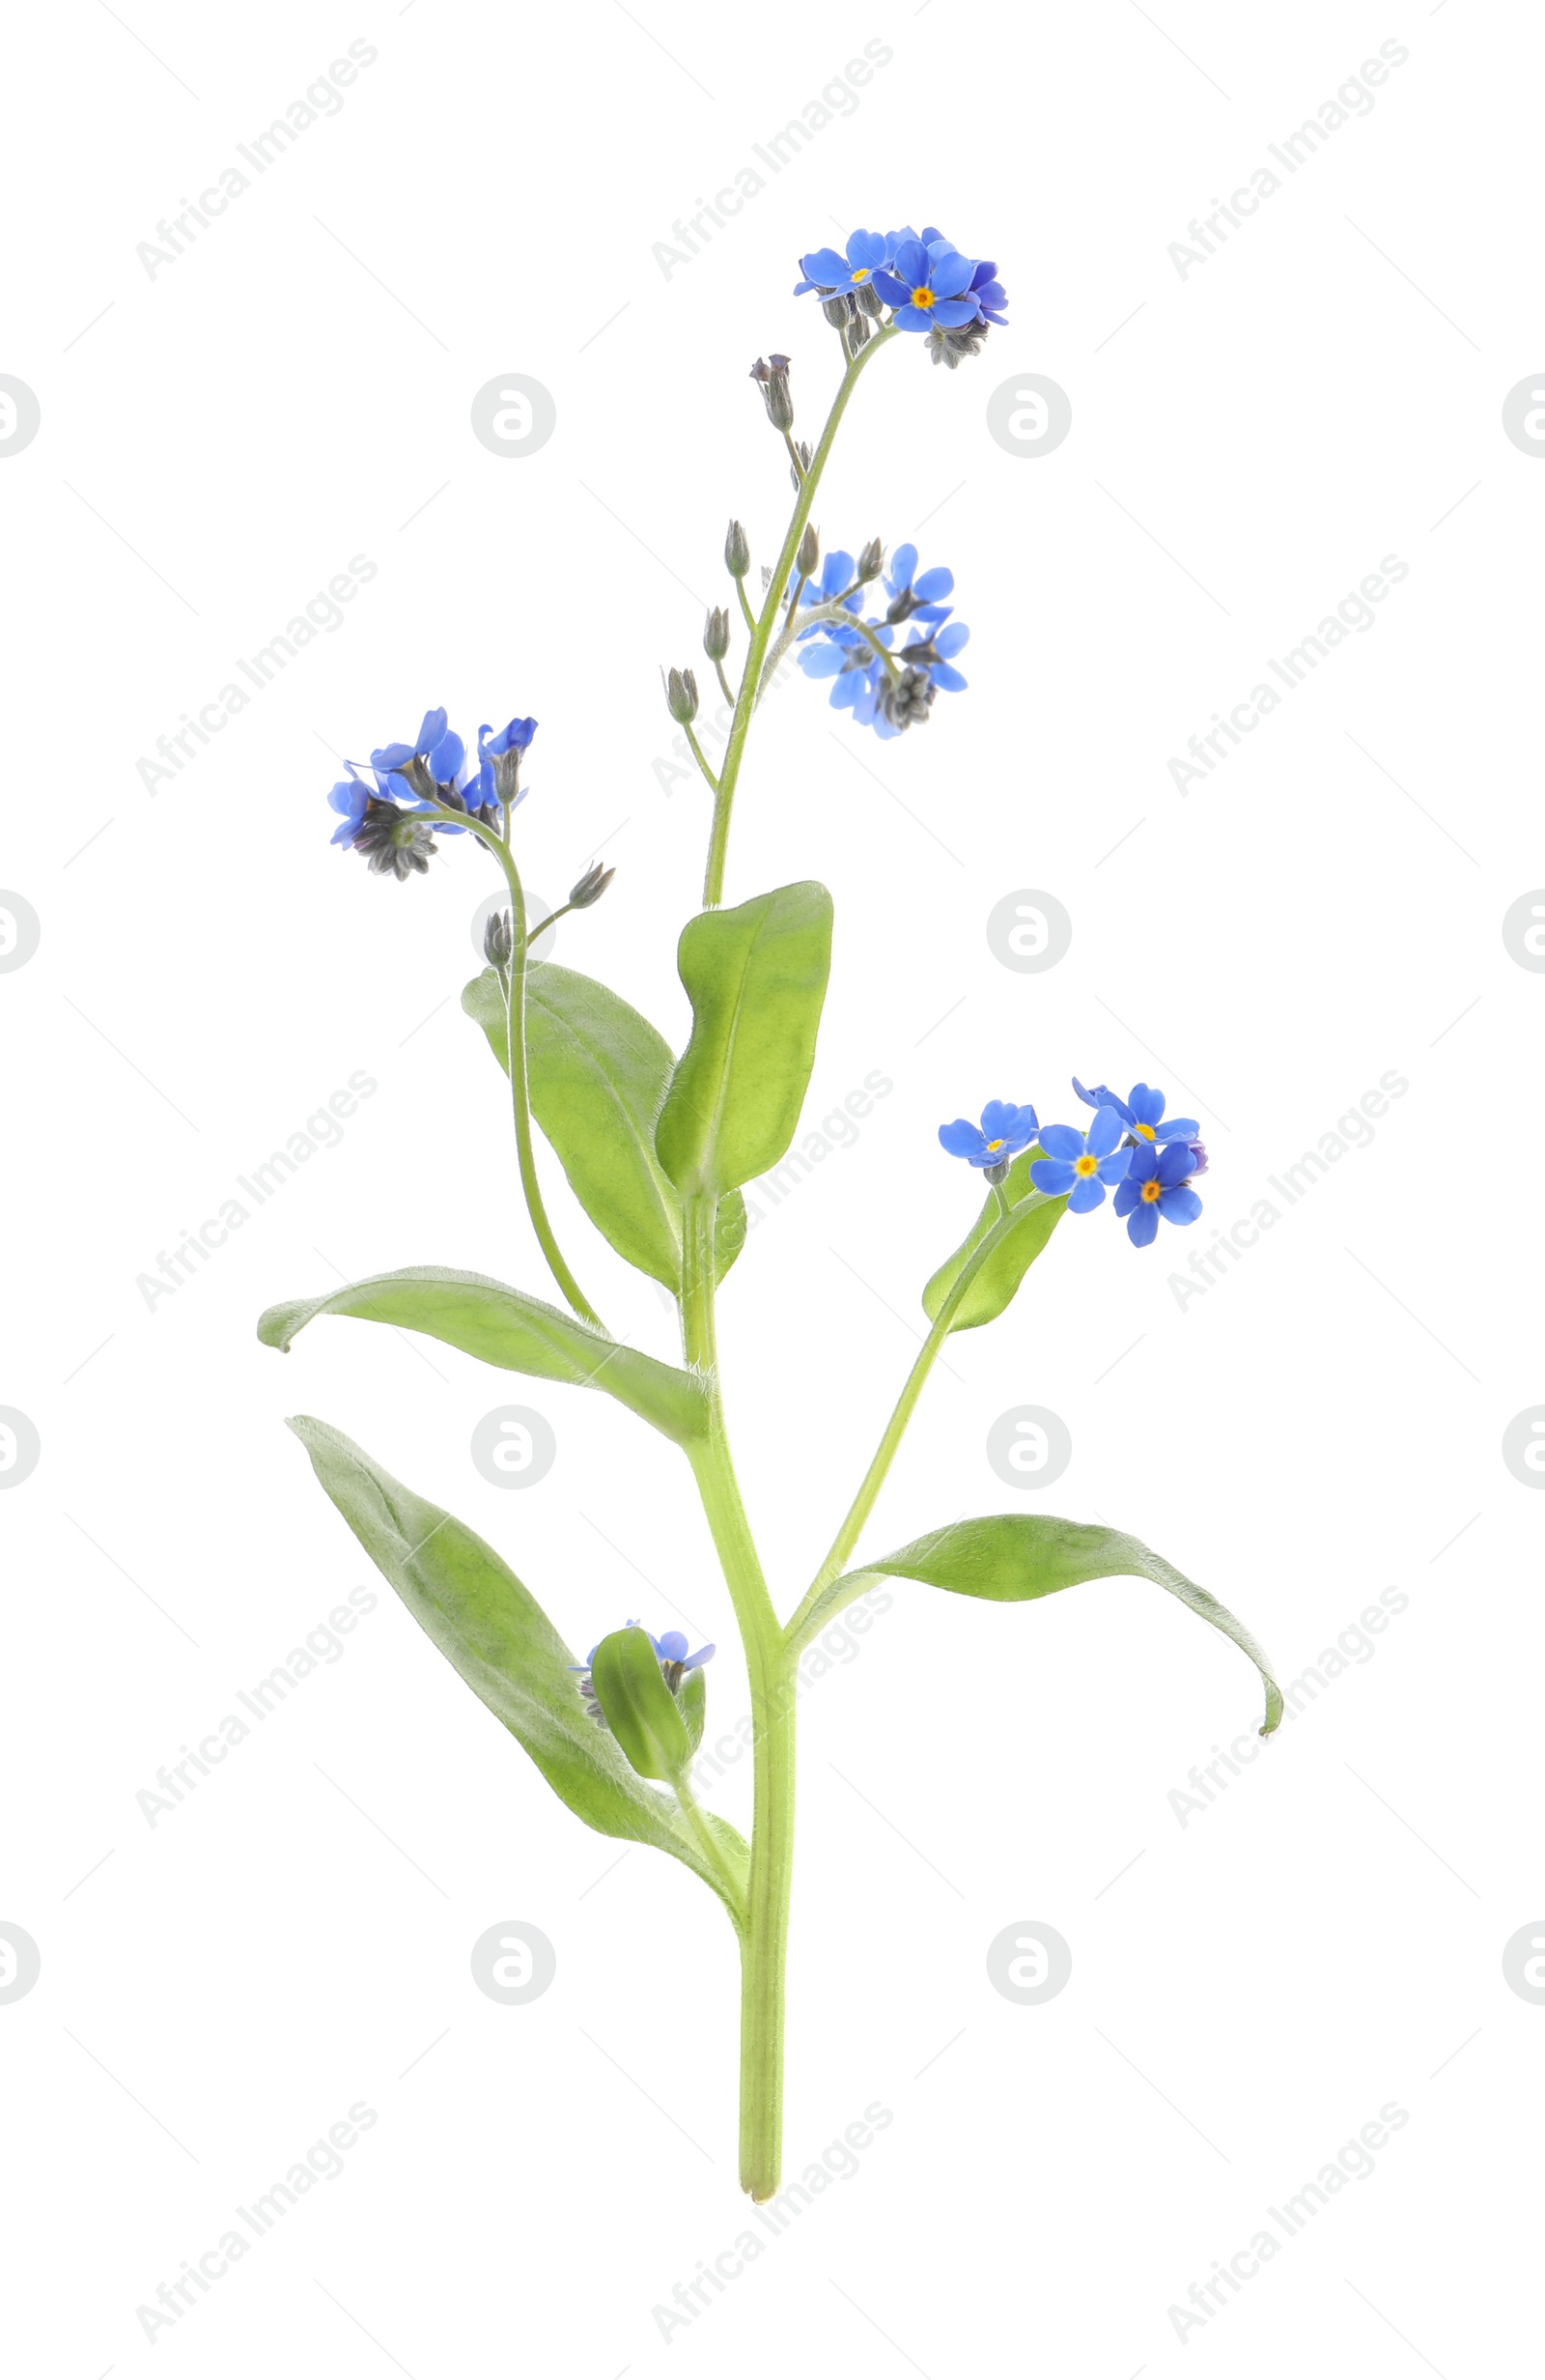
[801,1512,1281,1735]
[462,962,744,1288]
[257,1264,708,1444]
[589,1626,691,1782]
[284,1416,748,1921]
[655,881,833,1197]
[923,1146,1067,1332]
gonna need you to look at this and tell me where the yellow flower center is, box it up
[984,1138,1005,1152]
[853,267,869,282]
[1134,1121,1156,1140]
[1140,1178,1163,1202]
[912,285,935,308]
[1075,1154,1098,1176]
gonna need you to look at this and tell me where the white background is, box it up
[3,1,1540,2371]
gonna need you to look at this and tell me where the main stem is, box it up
[679,1195,793,2198]
[702,326,897,908]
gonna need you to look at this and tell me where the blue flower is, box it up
[939,1099,1040,1169]
[480,716,537,760]
[326,767,372,846]
[794,228,891,297]
[1072,1078,1198,1147]
[883,543,954,625]
[1113,1142,1202,1246]
[1030,1107,1131,1211]
[967,258,1008,326]
[569,1622,715,1724]
[789,550,859,625]
[900,620,969,693]
[370,707,448,776]
[872,237,980,333]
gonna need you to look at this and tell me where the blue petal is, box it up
[428,729,464,782]
[1126,1141,1159,1181]
[799,643,847,678]
[933,622,969,658]
[931,664,969,694]
[1126,1204,1159,1248]
[328,818,358,845]
[680,1642,716,1670]
[1155,1143,1198,1187]
[931,297,980,328]
[1112,1178,1142,1217]
[656,1630,688,1662]
[371,741,413,772]
[1086,1105,1126,1158]
[891,239,929,285]
[872,269,912,306]
[800,246,850,284]
[1037,1123,1084,1160]
[1031,1156,1076,1194]
[1158,1184,1203,1226]
[930,251,976,298]
[416,707,448,753]
[913,566,953,602]
[892,306,935,333]
[1095,1148,1132,1182]
[1128,1084,1166,1129]
[1067,1176,1107,1213]
[1154,1118,1199,1143]
[939,1118,986,1158]
[888,542,918,589]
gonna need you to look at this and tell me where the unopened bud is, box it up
[787,438,812,493]
[855,281,885,321]
[703,606,730,662]
[484,909,515,966]
[569,862,615,910]
[857,537,884,582]
[749,353,794,433]
[724,519,750,579]
[663,666,700,724]
[796,521,820,580]
[821,294,854,329]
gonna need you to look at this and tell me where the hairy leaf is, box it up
[286,1416,747,1921]
[923,1146,1067,1332]
[803,1513,1280,1733]
[656,881,833,1197]
[463,962,744,1287]
[259,1265,708,1444]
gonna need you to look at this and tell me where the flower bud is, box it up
[796,521,820,580]
[855,280,885,321]
[787,438,812,493]
[483,908,515,966]
[821,294,853,329]
[588,1627,690,1783]
[663,666,700,724]
[877,665,937,732]
[569,862,615,910]
[725,519,750,579]
[749,353,794,433]
[703,606,730,662]
[857,537,884,582]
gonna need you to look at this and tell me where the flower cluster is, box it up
[794,225,1006,369]
[794,541,969,740]
[325,707,535,880]
[940,1083,1207,1248]
[570,1624,716,1727]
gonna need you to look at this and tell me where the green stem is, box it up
[678,1193,794,2198]
[440,813,602,1332]
[785,1194,1053,1654]
[684,722,721,796]
[524,899,573,953]
[702,326,898,907]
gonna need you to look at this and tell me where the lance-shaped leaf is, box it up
[258,1265,708,1444]
[796,1513,1281,1734]
[285,1416,747,1922]
[589,1626,691,1782]
[923,1146,1067,1332]
[656,881,833,1197]
[463,962,744,1289]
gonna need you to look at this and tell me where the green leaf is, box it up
[923,1146,1067,1332]
[589,1627,691,1782]
[285,1415,747,1922]
[258,1265,708,1445]
[680,1665,707,1761]
[808,1513,1281,1734]
[656,881,833,1197]
[463,962,744,1288]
